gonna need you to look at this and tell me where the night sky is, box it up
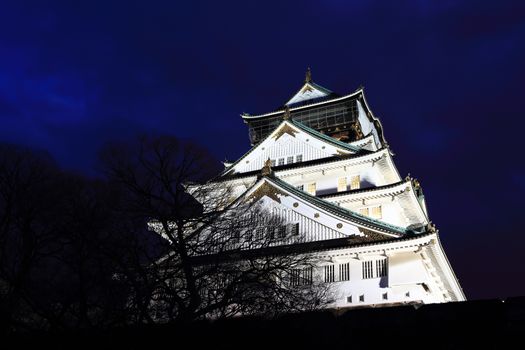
[1,0,525,300]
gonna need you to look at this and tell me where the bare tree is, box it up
[0,143,138,332]
[99,135,331,323]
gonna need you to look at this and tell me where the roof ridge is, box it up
[242,88,364,119]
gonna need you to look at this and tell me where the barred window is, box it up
[302,267,313,285]
[290,223,300,236]
[339,262,350,281]
[290,269,301,286]
[287,156,294,164]
[278,158,285,166]
[350,175,360,190]
[291,267,313,286]
[376,258,388,277]
[337,177,347,192]
[324,265,335,283]
[276,226,287,239]
[362,260,373,279]
[254,227,266,240]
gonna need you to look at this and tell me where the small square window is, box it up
[271,159,276,167]
[359,295,365,302]
[287,156,294,164]
[359,207,369,216]
[297,185,304,191]
[382,293,388,300]
[371,205,382,219]
[337,177,347,192]
[307,182,316,196]
[346,296,352,303]
[296,154,303,162]
[278,158,285,166]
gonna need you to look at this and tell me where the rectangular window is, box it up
[296,154,303,163]
[290,269,301,286]
[254,227,266,240]
[291,267,313,286]
[278,158,285,166]
[275,226,286,240]
[339,262,350,281]
[307,182,316,196]
[302,267,313,285]
[289,223,300,236]
[376,258,388,277]
[371,205,382,219]
[287,156,294,164]
[359,295,365,302]
[346,296,352,303]
[324,265,335,283]
[337,177,347,192]
[350,175,360,190]
[359,207,369,216]
[362,261,373,279]
[382,293,388,300]
[271,159,276,167]
[297,185,304,191]
[231,230,240,244]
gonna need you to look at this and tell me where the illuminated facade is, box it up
[193,70,465,307]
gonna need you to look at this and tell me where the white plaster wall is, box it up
[232,128,353,174]
[318,250,445,308]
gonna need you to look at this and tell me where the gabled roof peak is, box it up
[285,68,335,107]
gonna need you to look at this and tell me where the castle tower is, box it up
[193,70,465,307]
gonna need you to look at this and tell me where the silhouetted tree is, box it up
[99,135,331,323]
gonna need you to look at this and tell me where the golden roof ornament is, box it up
[283,106,291,120]
[351,121,364,139]
[305,67,312,83]
[261,158,273,177]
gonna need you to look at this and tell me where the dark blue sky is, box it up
[1,0,525,300]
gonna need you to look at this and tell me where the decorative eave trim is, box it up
[190,231,436,265]
[425,234,467,302]
[319,179,409,200]
[359,89,388,146]
[348,134,375,148]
